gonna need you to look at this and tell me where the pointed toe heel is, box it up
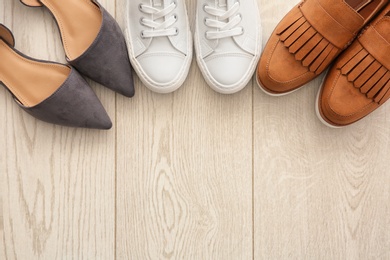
[20,0,135,97]
[0,24,112,129]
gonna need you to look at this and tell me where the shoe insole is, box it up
[0,40,70,107]
[346,0,382,19]
[40,0,102,60]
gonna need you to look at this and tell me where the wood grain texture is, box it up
[115,0,253,259]
[1,0,6,252]
[0,160,5,259]
[0,0,116,259]
[2,0,390,259]
[254,0,390,259]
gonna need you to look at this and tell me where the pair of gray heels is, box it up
[0,0,134,130]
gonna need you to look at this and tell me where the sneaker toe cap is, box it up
[138,53,188,88]
[203,53,254,90]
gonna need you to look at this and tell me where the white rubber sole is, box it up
[124,5,193,94]
[315,75,342,129]
[194,1,262,95]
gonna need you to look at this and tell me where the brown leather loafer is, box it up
[317,4,390,127]
[257,0,387,96]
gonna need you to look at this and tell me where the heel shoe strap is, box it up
[0,24,15,47]
[20,0,42,7]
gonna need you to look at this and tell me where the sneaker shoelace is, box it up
[204,2,243,40]
[139,2,178,38]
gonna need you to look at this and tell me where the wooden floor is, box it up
[1,0,390,259]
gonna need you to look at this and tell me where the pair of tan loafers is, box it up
[258,0,390,127]
[0,0,134,129]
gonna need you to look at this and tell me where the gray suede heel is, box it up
[69,3,135,97]
[0,24,112,130]
[19,0,135,97]
[22,68,113,129]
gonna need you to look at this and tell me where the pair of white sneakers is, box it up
[124,0,262,94]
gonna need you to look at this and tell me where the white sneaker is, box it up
[195,0,262,94]
[125,0,193,93]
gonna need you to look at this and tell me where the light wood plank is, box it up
[0,0,116,259]
[115,0,253,258]
[4,0,390,258]
[254,0,390,259]
[0,1,6,249]
[0,162,5,260]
